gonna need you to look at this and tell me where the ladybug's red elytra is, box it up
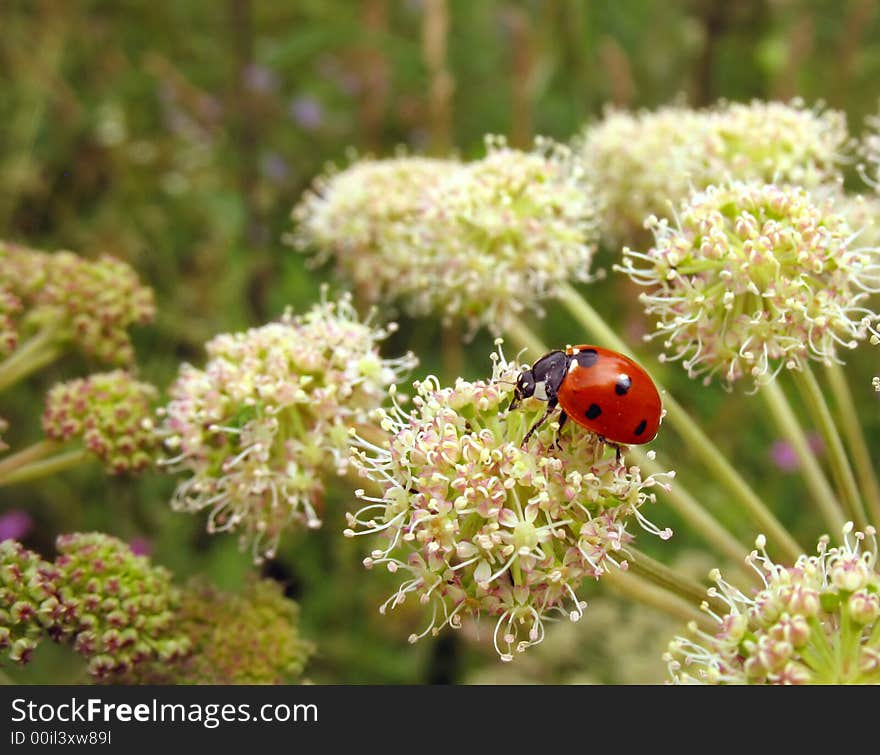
[510,344,662,448]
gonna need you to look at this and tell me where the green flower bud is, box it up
[42,371,159,474]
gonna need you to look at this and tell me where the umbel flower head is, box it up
[618,181,880,386]
[117,579,313,684]
[0,242,155,366]
[409,135,599,333]
[160,294,417,561]
[666,523,880,684]
[347,342,672,661]
[42,371,159,474]
[579,99,850,243]
[292,137,598,336]
[0,541,63,665]
[290,155,461,306]
[53,533,190,679]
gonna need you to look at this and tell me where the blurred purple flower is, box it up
[243,64,278,94]
[0,510,33,542]
[770,431,824,472]
[289,96,324,131]
[261,152,290,183]
[129,535,153,557]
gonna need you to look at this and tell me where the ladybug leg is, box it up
[522,399,558,447]
[552,411,568,450]
[598,435,624,465]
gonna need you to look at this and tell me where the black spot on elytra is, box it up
[634,419,647,436]
[575,349,598,368]
[615,374,632,396]
[585,403,602,420]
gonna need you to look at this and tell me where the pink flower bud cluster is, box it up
[42,371,159,473]
[160,295,416,560]
[1,534,189,680]
[52,533,190,680]
[0,241,155,365]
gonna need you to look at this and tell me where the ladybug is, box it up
[509,344,662,449]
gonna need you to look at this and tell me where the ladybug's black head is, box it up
[514,368,536,401]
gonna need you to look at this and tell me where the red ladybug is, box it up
[510,344,662,448]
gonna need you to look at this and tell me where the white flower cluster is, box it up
[293,136,599,334]
[619,181,880,387]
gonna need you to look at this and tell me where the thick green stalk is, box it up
[504,315,751,569]
[824,362,880,529]
[0,325,62,392]
[554,282,803,561]
[791,365,868,530]
[0,447,90,486]
[601,566,715,632]
[0,439,61,478]
[625,546,727,616]
[760,379,847,534]
[502,316,546,356]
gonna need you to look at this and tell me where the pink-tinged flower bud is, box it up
[667,524,880,684]
[160,294,416,561]
[769,614,811,648]
[42,371,159,474]
[347,342,672,661]
[829,554,871,592]
[778,583,821,617]
[848,590,879,625]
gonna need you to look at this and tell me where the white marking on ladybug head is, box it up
[568,360,579,374]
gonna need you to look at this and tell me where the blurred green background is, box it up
[3,0,880,684]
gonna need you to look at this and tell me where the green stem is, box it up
[760,379,847,534]
[601,566,715,632]
[0,438,62,478]
[0,447,91,486]
[629,446,752,571]
[0,325,63,392]
[625,546,727,616]
[824,362,880,529]
[791,365,868,530]
[441,324,464,379]
[554,282,803,562]
[504,314,752,571]
[502,316,546,356]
